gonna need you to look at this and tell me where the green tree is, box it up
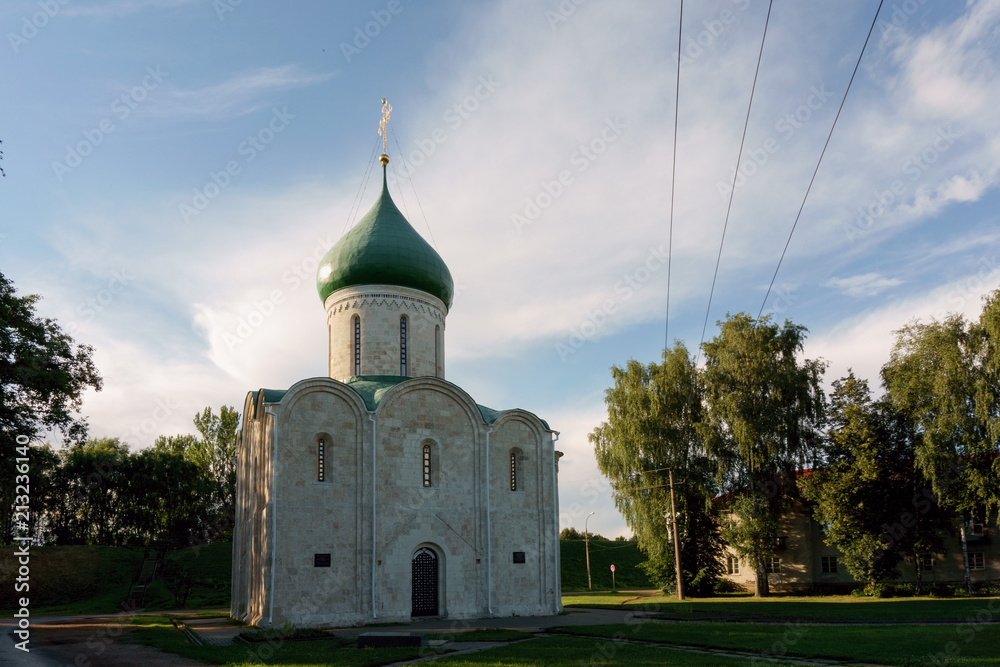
[154,406,239,543]
[192,406,239,540]
[21,443,60,543]
[123,448,213,547]
[799,372,951,592]
[701,313,825,596]
[0,272,102,543]
[883,307,1000,594]
[591,343,722,595]
[47,438,130,545]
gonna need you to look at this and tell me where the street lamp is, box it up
[585,511,595,591]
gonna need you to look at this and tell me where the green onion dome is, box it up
[317,166,454,309]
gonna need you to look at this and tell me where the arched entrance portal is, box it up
[411,547,439,617]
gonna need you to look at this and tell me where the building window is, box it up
[422,444,432,487]
[434,325,441,377]
[353,315,361,376]
[921,555,934,571]
[821,555,838,573]
[317,438,326,482]
[971,522,985,536]
[970,552,985,570]
[765,557,781,574]
[726,556,740,575]
[400,316,408,376]
[509,451,519,491]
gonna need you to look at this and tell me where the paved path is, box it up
[182,617,243,646]
[0,618,59,667]
[328,606,663,639]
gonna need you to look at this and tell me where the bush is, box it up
[855,583,897,598]
[875,584,895,598]
[929,583,953,598]
[893,583,915,597]
[713,578,746,594]
[974,582,1000,596]
[687,566,720,597]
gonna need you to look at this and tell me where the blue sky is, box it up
[3,0,1000,538]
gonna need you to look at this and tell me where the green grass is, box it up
[238,626,342,643]
[562,591,1000,621]
[161,542,232,608]
[429,635,800,666]
[554,622,1000,667]
[427,629,534,642]
[559,539,652,591]
[0,544,144,615]
[0,542,234,616]
[129,615,448,666]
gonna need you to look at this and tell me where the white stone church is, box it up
[231,154,563,627]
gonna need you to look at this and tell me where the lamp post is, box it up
[585,511,595,591]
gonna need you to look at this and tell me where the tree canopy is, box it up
[701,313,826,596]
[881,295,1000,592]
[799,372,951,591]
[1,271,102,542]
[591,343,722,595]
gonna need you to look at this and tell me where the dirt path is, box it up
[29,618,205,667]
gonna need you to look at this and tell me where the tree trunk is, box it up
[755,566,770,597]
[914,555,923,596]
[960,518,972,595]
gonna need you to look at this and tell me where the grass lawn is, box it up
[559,539,652,591]
[427,629,535,642]
[430,635,801,666]
[0,544,144,615]
[563,590,1000,621]
[161,542,232,608]
[554,622,1000,667]
[128,615,448,666]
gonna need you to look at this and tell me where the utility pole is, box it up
[669,469,684,601]
[585,511,595,591]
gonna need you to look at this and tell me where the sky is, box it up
[3,0,1000,539]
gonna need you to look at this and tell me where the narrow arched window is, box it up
[400,315,408,376]
[422,444,432,487]
[434,325,441,377]
[509,451,518,491]
[353,315,361,376]
[317,438,326,482]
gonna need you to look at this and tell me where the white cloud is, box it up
[63,0,202,19]
[823,272,903,297]
[807,264,1000,392]
[150,66,336,118]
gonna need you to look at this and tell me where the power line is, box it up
[757,0,885,322]
[699,0,773,355]
[342,135,380,236]
[389,124,439,250]
[663,0,683,353]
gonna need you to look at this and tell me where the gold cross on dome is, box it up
[378,98,392,153]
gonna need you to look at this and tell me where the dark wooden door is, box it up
[411,548,438,616]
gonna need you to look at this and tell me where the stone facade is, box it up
[232,377,561,627]
[324,285,446,381]
[232,164,560,627]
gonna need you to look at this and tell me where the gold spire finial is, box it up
[378,98,392,163]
